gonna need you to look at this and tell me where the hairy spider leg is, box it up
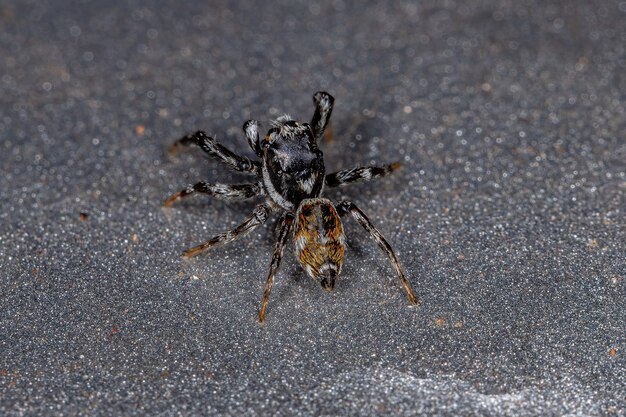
[182,203,271,258]
[168,130,261,174]
[163,182,263,207]
[325,163,401,188]
[243,120,263,157]
[310,91,334,142]
[336,200,420,305]
[258,213,294,323]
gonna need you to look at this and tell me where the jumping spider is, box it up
[164,92,419,322]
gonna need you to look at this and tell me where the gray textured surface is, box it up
[1,0,625,415]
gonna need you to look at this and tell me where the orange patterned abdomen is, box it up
[294,198,346,290]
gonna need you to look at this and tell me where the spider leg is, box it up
[163,182,262,207]
[168,130,261,175]
[325,163,401,187]
[258,213,294,323]
[310,91,334,142]
[243,120,263,158]
[336,200,420,306]
[182,203,271,257]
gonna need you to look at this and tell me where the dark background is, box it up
[1,0,624,415]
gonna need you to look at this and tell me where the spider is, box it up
[164,92,419,322]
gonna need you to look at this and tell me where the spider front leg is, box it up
[168,130,261,174]
[336,200,419,306]
[310,91,334,142]
[182,203,271,258]
[258,213,294,323]
[325,163,401,187]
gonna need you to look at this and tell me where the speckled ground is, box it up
[1,0,624,416]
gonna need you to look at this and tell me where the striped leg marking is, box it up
[336,200,419,305]
[325,163,401,188]
[182,203,271,258]
[258,213,294,323]
[169,130,261,174]
[164,182,262,207]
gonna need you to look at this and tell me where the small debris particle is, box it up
[435,317,446,327]
[79,212,89,221]
[131,233,139,243]
[609,348,617,357]
[135,125,145,136]
[403,105,413,114]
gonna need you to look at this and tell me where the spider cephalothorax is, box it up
[165,92,419,322]
[261,116,325,210]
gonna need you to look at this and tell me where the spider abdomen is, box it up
[294,198,346,291]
